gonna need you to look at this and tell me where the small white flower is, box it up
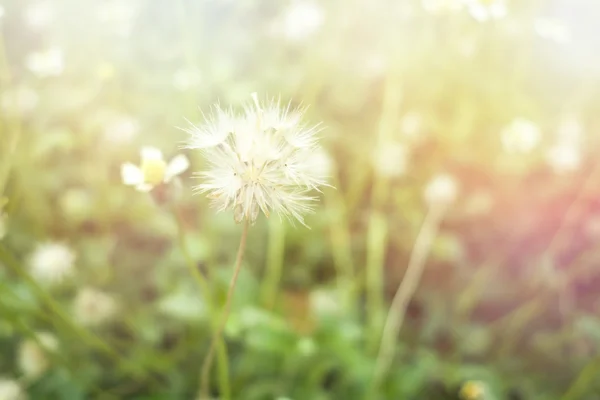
[121,147,190,192]
[280,1,324,42]
[372,142,408,178]
[25,47,64,78]
[104,115,139,144]
[464,0,507,22]
[24,1,54,29]
[424,173,459,207]
[28,242,75,286]
[535,18,571,44]
[18,332,58,380]
[0,378,26,400]
[1,86,39,116]
[501,118,541,154]
[73,287,118,327]
[184,93,329,226]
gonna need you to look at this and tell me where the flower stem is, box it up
[370,204,444,394]
[261,217,285,309]
[200,219,250,399]
[171,205,231,399]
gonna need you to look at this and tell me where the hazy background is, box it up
[2,0,600,399]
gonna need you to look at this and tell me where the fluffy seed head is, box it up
[184,93,330,226]
[73,287,118,327]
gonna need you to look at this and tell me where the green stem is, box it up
[199,219,250,400]
[370,205,444,395]
[0,245,141,378]
[171,206,231,400]
[261,217,286,309]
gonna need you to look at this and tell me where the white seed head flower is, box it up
[184,93,329,226]
[73,287,118,327]
[28,242,75,286]
[501,118,541,154]
[424,173,459,207]
[0,378,26,400]
[18,332,58,380]
[25,47,64,78]
[121,147,190,192]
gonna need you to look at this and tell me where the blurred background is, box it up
[2,0,600,399]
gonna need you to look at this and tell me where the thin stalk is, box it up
[370,204,444,395]
[0,245,141,378]
[261,217,286,309]
[199,219,250,400]
[172,206,231,400]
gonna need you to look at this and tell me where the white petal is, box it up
[165,154,190,182]
[121,163,143,185]
[141,146,164,161]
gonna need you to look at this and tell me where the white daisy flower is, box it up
[0,378,26,400]
[424,173,459,207]
[28,242,75,287]
[184,93,329,226]
[121,147,190,192]
[501,118,542,154]
[18,332,58,380]
[73,287,118,327]
[25,47,64,78]
[464,0,507,22]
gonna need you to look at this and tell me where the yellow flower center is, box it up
[141,158,167,185]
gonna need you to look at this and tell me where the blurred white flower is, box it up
[1,86,39,116]
[535,18,571,44]
[73,287,118,327]
[421,0,463,14]
[25,47,64,78]
[400,111,424,141]
[18,332,58,380]
[0,379,26,400]
[501,118,541,154]
[24,1,54,29]
[546,144,581,174]
[121,147,190,192]
[424,173,459,207]
[28,242,75,286]
[464,0,507,22]
[173,67,203,91]
[280,1,324,42]
[546,114,584,173]
[97,0,139,37]
[184,93,329,226]
[103,115,139,144]
[372,142,409,178]
[309,288,341,317]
